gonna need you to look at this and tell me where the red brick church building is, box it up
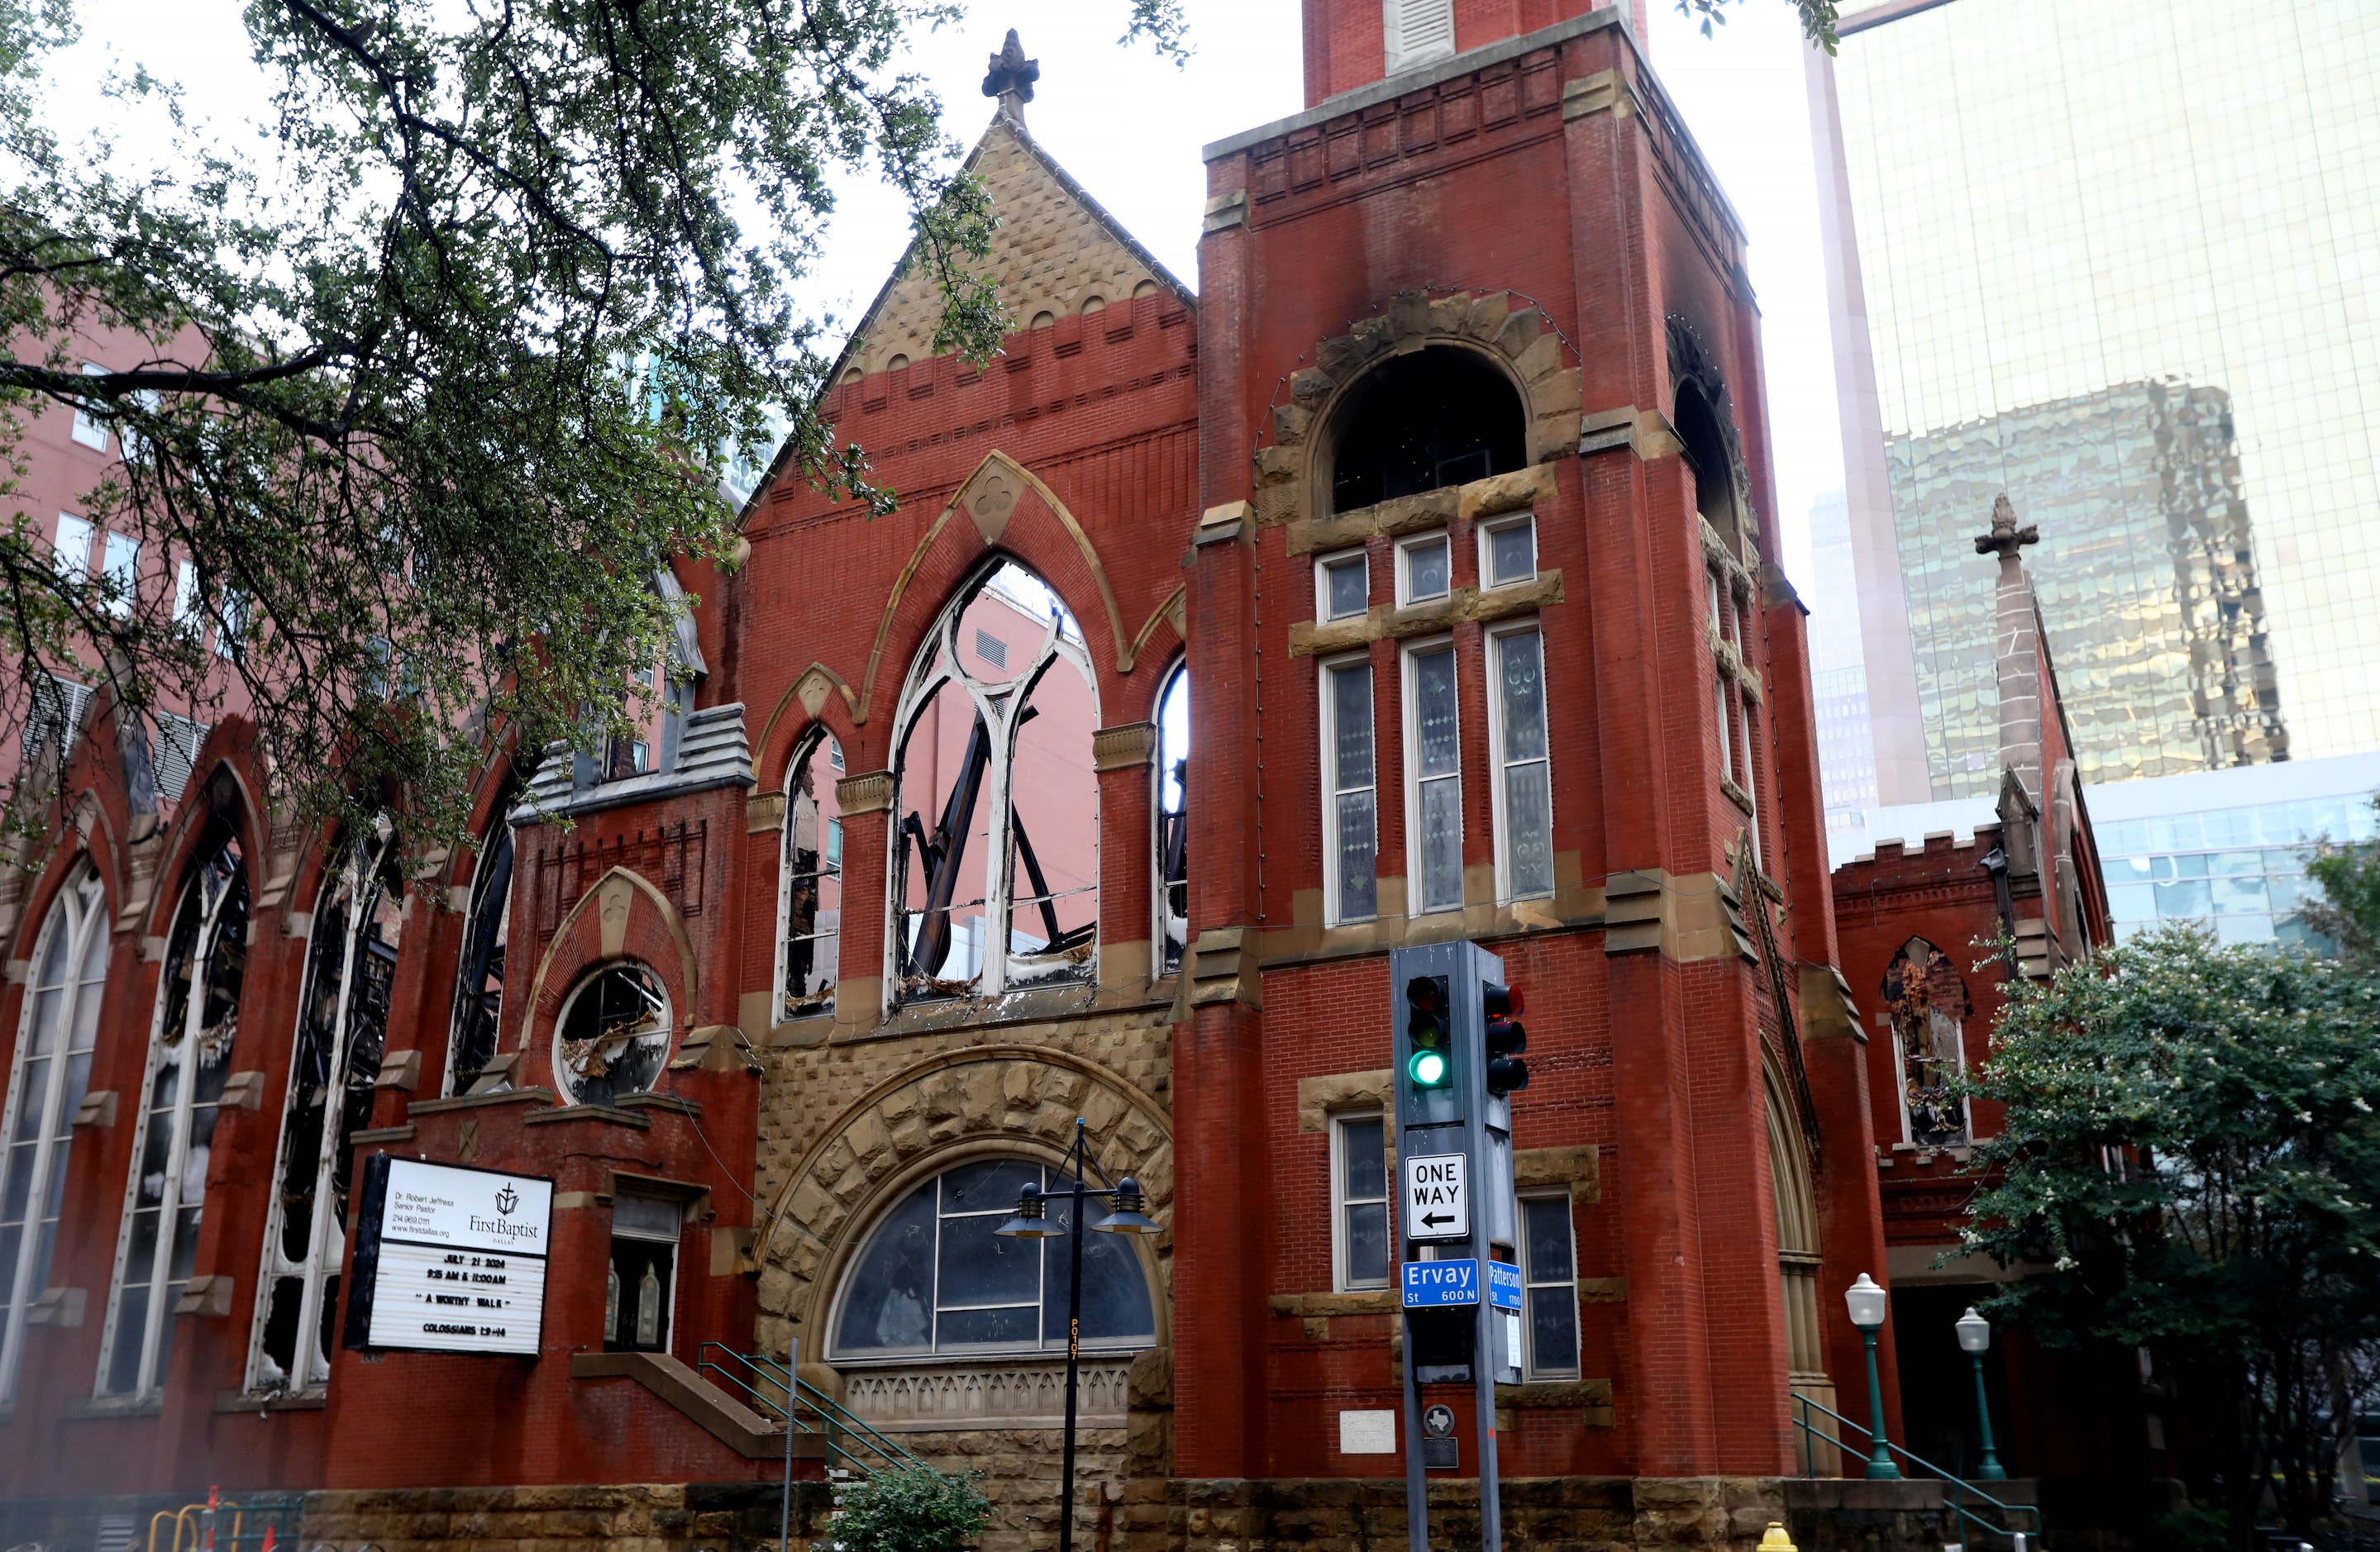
[0,5,1928,1549]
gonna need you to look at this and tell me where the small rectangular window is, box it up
[216,589,246,659]
[1318,550,1369,621]
[1333,1114,1390,1290]
[53,513,93,579]
[101,533,139,617]
[69,364,108,450]
[1404,641,1462,914]
[171,561,199,629]
[1490,626,1554,899]
[606,1195,681,1354]
[1322,656,1378,923]
[1398,533,1451,607]
[1520,1195,1580,1378]
[1480,515,1536,588]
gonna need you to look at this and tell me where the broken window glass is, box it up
[894,559,1098,1001]
[556,963,671,1108]
[1884,938,1971,1148]
[781,734,845,1020]
[1157,664,1190,974]
[255,826,402,1395]
[447,820,513,1094]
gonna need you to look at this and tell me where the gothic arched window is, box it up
[830,1158,1156,1360]
[1155,664,1189,975]
[446,818,514,1095]
[779,732,844,1021]
[1884,937,1973,1149]
[1328,346,1526,514]
[0,864,108,1399]
[892,559,1098,1001]
[99,813,246,1397]
[249,826,402,1394]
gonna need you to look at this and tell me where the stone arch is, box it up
[136,758,264,942]
[517,865,700,1069]
[1249,288,1586,533]
[855,450,1134,728]
[756,1045,1172,1361]
[753,660,865,790]
[1764,1049,1835,1435]
[1666,312,1756,556]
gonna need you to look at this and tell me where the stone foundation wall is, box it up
[301,1483,839,1552]
[1172,1477,1793,1552]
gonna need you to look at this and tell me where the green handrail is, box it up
[698,1343,943,1481]
[1791,1390,2042,1546]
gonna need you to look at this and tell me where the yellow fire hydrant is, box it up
[1758,1523,1797,1552]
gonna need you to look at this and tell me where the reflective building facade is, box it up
[1820,0,2380,793]
[1889,380,2285,798]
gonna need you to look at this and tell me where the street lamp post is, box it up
[1954,1307,2008,1481]
[995,1119,1162,1552]
[1843,1273,1901,1479]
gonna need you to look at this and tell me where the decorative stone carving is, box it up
[841,1359,1133,1428]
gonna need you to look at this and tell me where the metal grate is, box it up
[22,673,94,768]
[974,629,1008,671]
[94,1515,136,1552]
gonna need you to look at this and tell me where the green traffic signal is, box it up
[1408,1046,1450,1088]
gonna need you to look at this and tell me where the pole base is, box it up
[1863,1459,1903,1481]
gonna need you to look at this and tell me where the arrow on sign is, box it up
[1421,1211,1457,1229]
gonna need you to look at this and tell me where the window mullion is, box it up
[980,698,1018,996]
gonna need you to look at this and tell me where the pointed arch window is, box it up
[0,864,108,1400]
[778,733,845,1021]
[893,559,1099,1001]
[446,818,514,1095]
[98,818,246,1397]
[248,827,402,1394]
[1155,664,1189,975]
[1884,937,1972,1149]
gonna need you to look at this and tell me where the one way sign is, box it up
[1401,1152,1470,1241]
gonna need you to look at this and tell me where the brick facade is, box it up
[0,7,1923,1550]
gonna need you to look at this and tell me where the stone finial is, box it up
[1973,493,2039,558]
[982,29,1039,119]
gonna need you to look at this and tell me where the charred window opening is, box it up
[780,733,845,1021]
[556,962,671,1108]
[571,569,704,793]
[1330,348,1527,514]
[446,785,522,1096]
[894,559,1098,1002]
[1156,664,1189,974]
[1884,938,1973,1149]
[253,825,403,1395]
[1676,385,1743,546]
[100,783,246,1398]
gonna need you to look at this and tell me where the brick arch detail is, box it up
[853,450,1136,731]
[752,663,864,796]
[756,1045,1173,1354]
[1250,288,1587,532]
[517,865,701,1067]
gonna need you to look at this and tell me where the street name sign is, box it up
[1401,1259,1481,1307]
[1486,1259,1523,1311]
[1401,1151,1469,1241]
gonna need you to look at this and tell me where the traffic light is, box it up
[1483,982,1529,1095]
[1405,975,1452,1089]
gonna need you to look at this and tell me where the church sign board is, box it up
[342,1155,555,1357]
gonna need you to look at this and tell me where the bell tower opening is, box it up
[1328,346,1527,514]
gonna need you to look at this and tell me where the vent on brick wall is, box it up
[1385,0,1455,74]
[95,1515,136,1552]
[974,629,1008,671]
[153,709,210,807]
[21,672,93,769]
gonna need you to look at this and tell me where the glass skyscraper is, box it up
[1815,0,2380,797]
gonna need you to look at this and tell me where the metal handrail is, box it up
[697,1343,942,1480]
[146,1495,308,1552]
[1791,1390,2043,1545]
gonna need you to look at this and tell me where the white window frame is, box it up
[1395,531,1452,608]
[1484,620,1554,902]
[1401,636,1464,916]
[69,364,108,450]
[0,866,108,1401]
[1330,1111,1391,1293]
[100,532,139,617]
[1319,650,1378,926]
[1153,662,1190,976]
[605,1193,684,1355]
[171,561,199,631]
[1476,513,1537,590]
[97,835,245,1398]
[53,513,93,580]
[1315,547,1370,622]
[1517,1191,1581,1379]
[776,731,844,1023]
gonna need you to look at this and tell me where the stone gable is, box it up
[846,113,1176,378]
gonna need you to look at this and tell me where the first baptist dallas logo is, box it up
[469,1181,539,1243]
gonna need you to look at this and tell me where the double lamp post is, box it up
[1842,1272,2006,1482]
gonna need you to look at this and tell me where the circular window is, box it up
[554,963,671,1107]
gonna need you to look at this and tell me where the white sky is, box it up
[45,0,1842,585]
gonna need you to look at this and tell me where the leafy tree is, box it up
[1958,924,2380,1540]
[2304,795,2380,972]
[826,1465,991,1552]
[0,0,1179,854]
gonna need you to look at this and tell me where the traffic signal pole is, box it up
[1391,942,1528,1552]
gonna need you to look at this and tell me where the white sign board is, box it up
[1338,1409,1397,1454]
[1401,1151,1469,1241]
[357,1159,554,1356]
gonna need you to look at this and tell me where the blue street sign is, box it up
[1487,1259,1522,1312]
[1402,1259,1481,1307]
